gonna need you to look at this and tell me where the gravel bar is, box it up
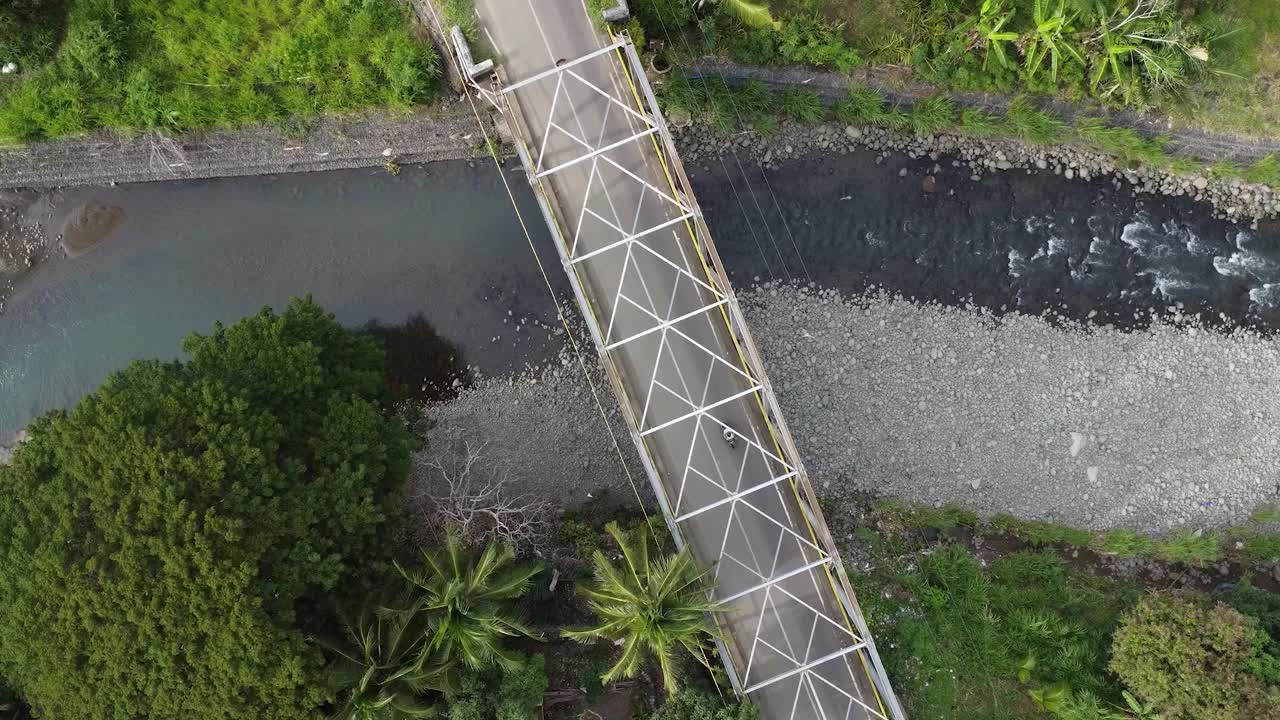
[430,284,1280,534]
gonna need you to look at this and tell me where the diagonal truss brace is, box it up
[495,35,906,720]
[743,643,870,696]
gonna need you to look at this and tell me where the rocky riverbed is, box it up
[0,191,53,313]
[673,121,1280,225]
[428,283,1280,535]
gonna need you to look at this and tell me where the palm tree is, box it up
[396,533,542,674]
[563,521,721,692]
[320,590,445,720]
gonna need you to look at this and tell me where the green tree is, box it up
[397,534,542,675]
[1109,593,1280,720]
[323,589,444,720]
[0,298,413,720]
[563,521,720,692]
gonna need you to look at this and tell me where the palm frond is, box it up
[562,522,720,694]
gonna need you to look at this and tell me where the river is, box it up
[2,150,1278,434]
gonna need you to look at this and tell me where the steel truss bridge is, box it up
[454,3,905,719]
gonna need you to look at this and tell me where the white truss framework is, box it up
[491,36,905,720]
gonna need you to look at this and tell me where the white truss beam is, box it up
[564,68,657,128]
[719,555,831,605]
[743,643,869,695]
[535,126,658,178]
[615,295,761,387]
[640,385,763,437]
[499,41,625,94]
[674,471,797,522]
[569,212,695,265]
[605,298,729,351]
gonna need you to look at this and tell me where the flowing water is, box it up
[3,150,1278,433]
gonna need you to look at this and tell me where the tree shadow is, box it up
[362,313,468,404]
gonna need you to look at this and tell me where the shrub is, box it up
[912,0,1215,110]
[0,298,413,720]
[1215,583,1280,676]
[1109,593,1280,720]
[445,654,547,720]
[650,688,758,720]
[632,0,692,36]
[775,15,861,72]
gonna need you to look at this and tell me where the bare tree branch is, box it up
[405,436,551,556]
[145,131,187,176]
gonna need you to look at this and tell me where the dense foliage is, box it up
[397,534,542,675]
[908,0,1221,109]
[0,298,412,720]
[445,655,547,720]
[326,535,543,719]
[859,540,1137,720]
[564,521,720,693]
[648,688,758,720]
[0,0,438,141]
[626,0,862,72]
[1109,593,1280,719]
[0,0,70,66]
[323,588,447,720]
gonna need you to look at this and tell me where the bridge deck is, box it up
[466,4,902,719]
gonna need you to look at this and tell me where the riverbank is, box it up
[427,282,1280,535]
[688,59,1280,165]
[0,103,484,190]
[674,116,1280,225]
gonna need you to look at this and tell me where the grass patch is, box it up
[872,497,1278,568]
[876,498,978,531]
[957,107,1004,136]
[832,86,906,128]
[778,88,824,123]
[859,541,1138,720]
[907,95,954,135]
[0,0,439,142]
[1003,97,1066,144]
[1253,504,1280,524]
[989,514,1093,548]
[852,500,1280,719]
[1245,155,1280,186]
[442,0,478,43]
[1073,117,1169,167]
